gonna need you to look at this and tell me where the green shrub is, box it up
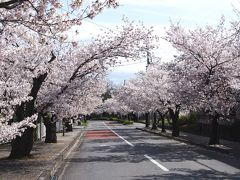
[91,117,109,120]
[189,111,198,123]
[122,120,133,125]
[179,114,190,125]
[111,117,119,121]
[117,119,124,123]
[179,112,197,125]
[117,119,133,125]
[82,121,88,127]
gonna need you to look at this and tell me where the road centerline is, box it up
[144,154,169,172]
[103,122,169,172]
[103,122,134,147]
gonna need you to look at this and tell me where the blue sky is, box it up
[75,0,240,85]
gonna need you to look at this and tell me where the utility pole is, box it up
[146,51,152,70]
[145,50,152,128]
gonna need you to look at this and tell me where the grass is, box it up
[110,117,119,121]
[81,121,88,127]
[91,117,109,120]
[117,119,134,125]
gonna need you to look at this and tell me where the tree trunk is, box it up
[45,121,57,143]
[132,113,137,122]
[86,115,90,121]
[208,114,220,145]
[136,113,139,122]
[10,73,48,158]
[9,102,35,159]
[157,110,166,133]
[151,112,157,130]
[172,118,179,137]
[9,128,34,158]
[161,117,166,133]
[145,112,150,128]
[43,114,57,143]
[168,105,180,137]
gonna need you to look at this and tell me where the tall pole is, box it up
[145,50,152,128]
[146,51,152,70]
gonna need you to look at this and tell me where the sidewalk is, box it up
[137,127,240,158]
[0,126,84,180]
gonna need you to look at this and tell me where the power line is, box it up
[59,6,117,33]
[113,61,145,67]
[83,19,114,32]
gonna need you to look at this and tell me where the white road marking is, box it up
[103,122,134,147]
[180,142,186,145]
[144,154,169,172]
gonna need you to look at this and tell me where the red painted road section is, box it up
[84,130,118,140]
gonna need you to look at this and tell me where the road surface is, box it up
[59,120,240,179]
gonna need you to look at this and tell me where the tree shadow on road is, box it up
[68,128,240,179]
[131,169,240,180]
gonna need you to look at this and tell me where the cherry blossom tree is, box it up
[106,69,163,129]
[0,0,158,159]
[0,0,118,38]
[0,18,157,158]
[0,1,159,159]
[37,18,157,112]
[116,63,182,135]
[0,25,56,148]
[0,0,119,155]
[95,96,130,116]
[41,75,108,143]
[139,63,171,132]
[165,18,240,144]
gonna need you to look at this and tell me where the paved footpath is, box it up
[60,121,240,180]
[0,126,84,180]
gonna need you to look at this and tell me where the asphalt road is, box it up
[59,121,240,180]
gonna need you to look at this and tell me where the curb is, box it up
[136,127,231,154]
[37,129,85,180]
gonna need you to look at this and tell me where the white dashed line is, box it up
[144,154,169,172]
[103,122,134,147]
[103,122,169,172]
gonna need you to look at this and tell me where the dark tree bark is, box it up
[9,73,48,158]
[44,122,57,143]
[84,115,87,123]
[161,118,166,133]
[10,128,34,158]
[157,110,166,133]
[43,114,57,143]
[208,113,220,145]
[131,113,138,122]
[145,112,150,128]
[135,113,139,122]
[0,0,26,9]
[65,119,73,132]
[151,112,157,130]
[168,104,181,137]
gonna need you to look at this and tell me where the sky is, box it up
[74,0,240,85]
